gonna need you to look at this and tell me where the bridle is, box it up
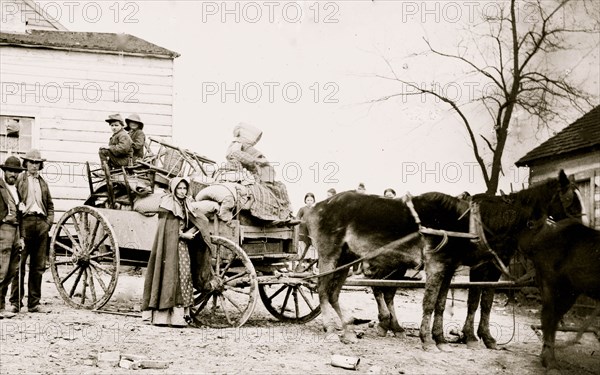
[552,183,585,222]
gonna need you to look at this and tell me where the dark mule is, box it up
[419,170,582,351]
[307,191,463,342]
[519,219,600,371]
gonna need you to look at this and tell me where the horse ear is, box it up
[558,170,570,189]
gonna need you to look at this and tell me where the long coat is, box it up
[107,129,133,166]
[129,129,146,161]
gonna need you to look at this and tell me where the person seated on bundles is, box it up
[98,114,133,170]
[225,123,297,225]
[125,113,146,164]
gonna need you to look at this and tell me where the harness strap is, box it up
[301,231,421,280]
[469,201,514,281]
[403,192,422,228]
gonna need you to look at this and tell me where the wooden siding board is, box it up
[40,127,171,143]
[1,46,174,69]
[3,66,175,88]
[1,104,173,124]
[2,57,174,78]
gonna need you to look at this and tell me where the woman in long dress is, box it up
[142,177,200,327]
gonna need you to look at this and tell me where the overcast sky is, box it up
[31,0,600,210]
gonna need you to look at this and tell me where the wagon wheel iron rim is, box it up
[258,282,321,323]
[49,206,119,310]
[258,251,321,323]
[190,236,258,328]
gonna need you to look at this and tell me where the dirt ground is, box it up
[1,272,598,375]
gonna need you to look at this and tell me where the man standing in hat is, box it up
[125,114,146,163]
[8,149,54,313]
[0,156,24,318]
[98,114,133,169]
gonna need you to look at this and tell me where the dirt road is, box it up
[1,273,598,374]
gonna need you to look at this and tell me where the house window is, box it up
[0,116,33,161]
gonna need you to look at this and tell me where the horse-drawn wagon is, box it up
[48,137,320,328]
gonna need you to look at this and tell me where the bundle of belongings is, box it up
[132,123,297,225]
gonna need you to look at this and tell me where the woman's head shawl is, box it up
[159,177,194,219]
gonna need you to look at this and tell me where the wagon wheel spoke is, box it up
[297,286,317,311]
[224,270,249,284]
[279,286,293,315]
[89,251,114,262]
[88,267,98,304]
[59,264,82,285]
[293,288,300,319]
[81,212,90,246]
[195,292,213,310]
[80,268,88,305]
[88,219,101,252]
[219,256,238,277]
[222,291,244,314]
[88,264,109,293]
[89,233,109,254]
[62,225,83,253]
[215,244,221,275]
[69,267,85,298]
[53,259,75,266]
[71,213,87,250]
[262,285,287,302]
[54,240,75,255]
[210,295,219,313]
[218,294,234,325]
[89,260,114,276]
[223,285,250,295]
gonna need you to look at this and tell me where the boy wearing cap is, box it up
[9,150,54,313]
[125,114,146,163]
[99,114,133,169]
[0,156,25,318]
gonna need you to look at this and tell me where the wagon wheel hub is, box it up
[210,277,225,293]
[71,248,90,265]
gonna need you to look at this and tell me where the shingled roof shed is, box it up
[516,105,600,167]
[515,106,600,229]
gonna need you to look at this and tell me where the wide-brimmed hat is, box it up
[105,114,124,125]
[0,156,24,172]
[125,113,144,130]
[21,149,46,163]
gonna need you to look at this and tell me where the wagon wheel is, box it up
[258,256,321,323]
[190,236,258,328]
[49,206,119,309]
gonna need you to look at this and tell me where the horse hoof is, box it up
[376,325,387,337]
[466,340,480,349]
[340,331,359,344]
[422,342,440,352]
[483,341,498,350]
[437,343,453,352]
[393,331,406,339]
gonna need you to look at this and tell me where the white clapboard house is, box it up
[0,1,179,223]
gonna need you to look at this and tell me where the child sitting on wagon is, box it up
[98,114,133,169]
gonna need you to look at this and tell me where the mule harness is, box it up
[404,193,514,281]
